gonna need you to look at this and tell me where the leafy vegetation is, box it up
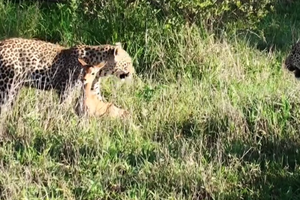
[0,0,300,199]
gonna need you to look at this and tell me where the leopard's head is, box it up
[77,42,135,81]
[283,41,300,79]
[110,42,135,81]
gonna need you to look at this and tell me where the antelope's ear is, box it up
[78,58,87,66]
[95,61,107,69]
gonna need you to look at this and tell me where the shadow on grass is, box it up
[228,99,300,199]
[154,97,300,199]
[226,137,300,200]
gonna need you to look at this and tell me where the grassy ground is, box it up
[0,1,300,199]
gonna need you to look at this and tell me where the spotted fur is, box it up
[0,38,134,110]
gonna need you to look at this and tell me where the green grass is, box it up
[0,1,300,199]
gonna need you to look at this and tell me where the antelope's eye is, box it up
[91,72,95,75]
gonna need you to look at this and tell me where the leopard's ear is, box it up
[114,42,123,56]
[115,42,122,48]
[114,46,120,56]
[78,58,87,66]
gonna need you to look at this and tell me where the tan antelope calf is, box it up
[77,58,129,118]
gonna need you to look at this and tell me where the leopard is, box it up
[0,37,134,111]
[283,41,300,79]
[76,58,129,118]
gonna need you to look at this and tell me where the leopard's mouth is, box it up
[283,59,294,71]
[119,72,130,79]
[295,69,300,79]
